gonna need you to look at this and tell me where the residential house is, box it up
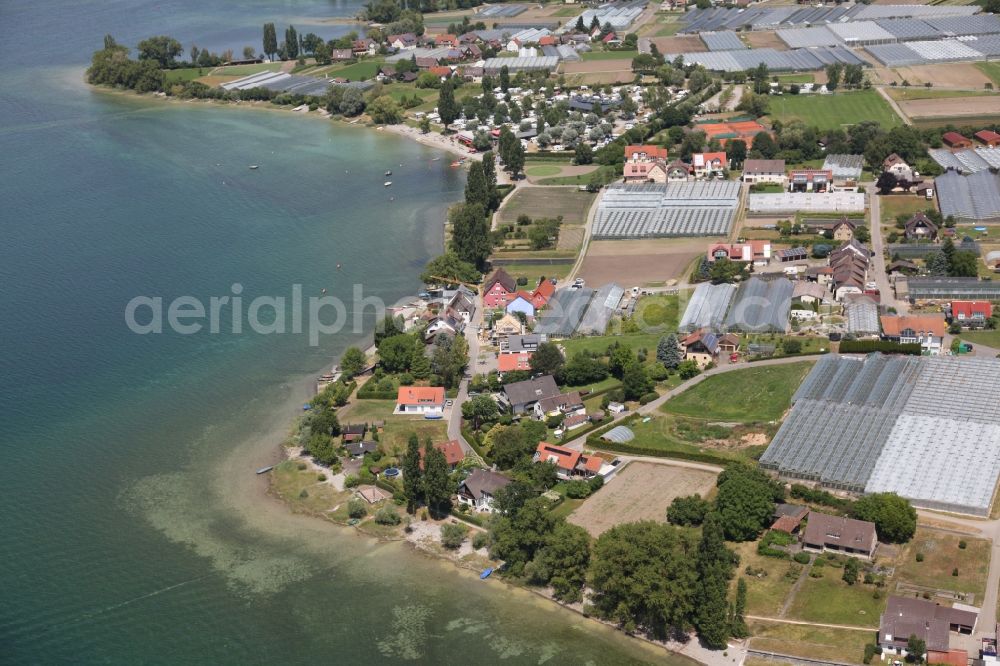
[742,159,787,185]
[418,439,465,470]
[500,333,547,354]
[718,333,740,354]
[505,292,536,318]
[883,153,915,184]
[415,56,437,69]
[880,313,946,354]
[483,268,517,308]
[942,131,972,150]
[707,240,771,265]
[830,239,870,300]
[975,129,1000,148]
[434,34,458,48]
[330,48,354,62]
[530,279,555,309]
[394,386,446,414]
[424,314,464,340]
[389,33,418,50]
[353,38,377,56]
[949,300,992,327]
[344,440,378,457]
[776,247,808,263]
[503,375,560,414]
[805,265,834,285]
[428,65,453,81]
[498,352,533,373]
[878,595,977,656]
[491,313,523,340]
[623,161,666,183]
[533,442,603,479]
[691,152,727,178]
[904,211,938,241]
[445,286,476,324]
[341,423,367,443]
[505,37,522,52]
[665,159,692,182]
[793,281,829,304]
[888,259,919,275]
[625,144,668,163]
[601,32,619,46]
[771,503,809,534]
[789,168,833,193]
[457,468,512,512]
[562,412,590,432]
[680,329,719,368]
[802,511,878,559]
[534,391,584,420]
[829,217,858,242]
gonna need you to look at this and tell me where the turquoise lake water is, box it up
[0,1,678,663]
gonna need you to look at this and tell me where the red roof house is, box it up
[434,34,458,47]
[975,130,1000,147]
[625,144,668,162]
[395,386,445,414]
[951,300,992,325]
[530,279,555,308]
[428,65,452,79]
[418,439,466,469]
[538,35,557,46]
[497,352,533,372]
[943,131,972,149]
[483,268,516,308]
[533,442,603,479]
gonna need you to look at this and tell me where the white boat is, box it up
[384,170,392,176]
[248,165,259,170]
[384,181,392,187]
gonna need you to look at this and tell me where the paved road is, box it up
[564,187,602,286]
[449,303,485,461]
[868,188,908,314]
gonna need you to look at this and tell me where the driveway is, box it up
[868,189,908,314]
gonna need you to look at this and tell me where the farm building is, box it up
[935,170,1000,222]
[748,192,866,214]
[930,147,1000,174]
[760,353,1000,516]
[576,283,625,335]
[844,294,880,336]
[593,181,741,239]
[534,288,595,337]
[679,282,738,332]
[724,277,793,333]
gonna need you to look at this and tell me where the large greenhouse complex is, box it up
[760,354,1000,516]
[593,181,741,239]
[679,277,792,333]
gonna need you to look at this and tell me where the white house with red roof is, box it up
[497,352,532,373]
[950,301,992,327]
[534,442,603,479]
[692,152,727,178]
[623,161,666,184]
[707,240,771,265]
[394,386,445,415]
[625,144,668,163]
[418,439,465,470]
[530,279,556,309]
[505,292,536,318]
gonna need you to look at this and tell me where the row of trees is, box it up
[401,435,453,516]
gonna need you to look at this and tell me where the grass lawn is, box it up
[606,413,771,462]
[327,60,383,81]
[271,460,351,518]
[537,164,618,187]
[492,262,572,283]
[163,67,209,83]
[960,329,1000,350]
[765,90,902,132]
[895,528,990,598]
[785,572,884,627]
[549,497,585,520]
[886,87,998,101]
[525,164,564,177]
[632,293,681,331]
[977,62,1000,87]
[498,187,596,226]
[662,362,814,423]
[211,62,283,76]
[580,50,639,61]
[337,399,448,455]
[551,6,583,16]
[774,73,815,84]
[748,620,875,665]
[879,194,933,227]
[561,333,662,358]
[732,542,803,616]
[562,376,622,395]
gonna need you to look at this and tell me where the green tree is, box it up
[843,558,860,585]
[667,494,711,526]
[462,394,499,429]
[608,343,635,379]
[622,362,653,401]
[575,142,593,165]
[906,634,926,663]
[420,252,480,285]
[575,15,586,32]
[464,161,491,209]
[558,353,608,386]
[410,351,431,380]
[852,493,917,544]
[136,35,183,67]
[488,424,532,470]
[481,151,499,210]
[422,440,452,518]
[657,334,683,369]
[529,342,564,378]
[490,497,555,574]
[678,359,700,379]
[715,463,783,541]
[449,203,491,270]
[731,578,749,638]
[751,62,770,94]
[437,81,459,131]
[695,512,736,649]
[499,127,524,177]
[419,116,431,134]
[378,334,418,373]
[368,95,402,124]
[263,23,278,60]
[285,25,299,59]
[751,131,778,159]
[440,522,469,549]
[499,64,510,92]
[402,434,423,511]
[826,63,843,91]
[340,346,367,378]
[589,521,699,639]
[374,314,404,346]
[530,522,591,603]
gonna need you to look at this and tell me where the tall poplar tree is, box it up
[694,512,736,649]
[402,434,423,512]
[437,81,459,131]
[263,23,278,60]
[285,25,299,59]
[422,440,452,518]
[464,161,491,210]
[481,151,499,210]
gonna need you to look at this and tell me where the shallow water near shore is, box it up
[0,1,689,663]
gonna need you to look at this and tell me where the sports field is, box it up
[765,89,902,131]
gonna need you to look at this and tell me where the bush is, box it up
[374,504,401,525]
[472,531,488,550]
[297,462,307,470]
[440,522,469,549]
[347,498,368,519]
[344,474,361,488]
[959,540,967,549]
[863,643,880,664]
[638,391,659,405]
[952,567,959,576]
[839,339,921,355]
[565,480,592,499]
[317,473,326,481]
[793,552,811,564]
[916,552,924,562]
[782,338,803,355]
[588,475,604,493]
[299,489,309,498]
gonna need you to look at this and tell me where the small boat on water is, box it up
[480,567,493,580]
[384,181,392,187]
[248,165,259,170]
[385,170,392,176]
[256,466,273,475]
[431,157,441,161]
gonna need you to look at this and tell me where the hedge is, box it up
[589,439,734,466]
[356,388,399,399]
[450,508,486,527]
[461,426,489,459]
[839,339,921,355]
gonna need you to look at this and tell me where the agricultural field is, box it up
[325,60,382,81]
[661,362,814,423]
[580,50,639,61]
[567,462,717,537]
[579,238,707,288]
[885,87,998,102]
[899,95,1000,120]
[561,333,663,359]
[163,67,211,83]
[211,62,283,77]
[497,187,596,226]
[765,89,902,131]
[978,61,1000,87]
[535,164,618,187]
